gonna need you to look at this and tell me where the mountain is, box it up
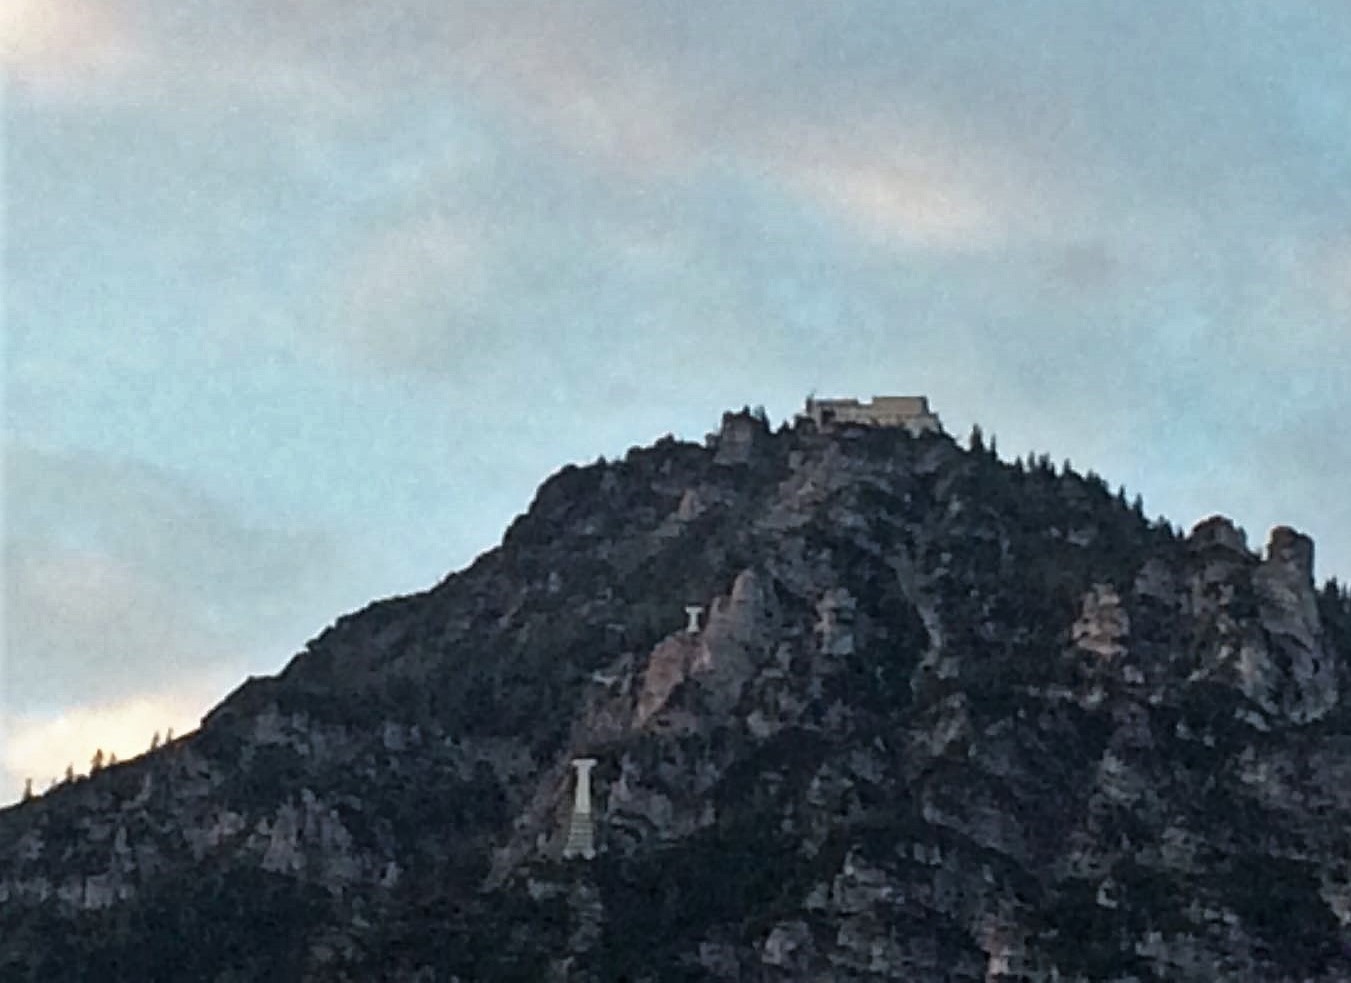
[3,409,1350,981]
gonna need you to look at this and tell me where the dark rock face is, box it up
[3,412,1350,981]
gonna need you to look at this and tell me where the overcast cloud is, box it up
[4,0,1349,801]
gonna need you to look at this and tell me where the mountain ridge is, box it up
[3,409,1350,980]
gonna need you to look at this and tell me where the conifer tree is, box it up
[150,731,161,751]
[968,423,985,453]
[91,749,105,774]
[22,778,33,802]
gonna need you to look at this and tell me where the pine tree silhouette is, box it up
[968,424,985,452]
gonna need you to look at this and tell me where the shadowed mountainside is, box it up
[3,410,1350,981]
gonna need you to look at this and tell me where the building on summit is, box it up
[802,395,942,435]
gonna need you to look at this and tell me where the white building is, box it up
[802,395,942,435]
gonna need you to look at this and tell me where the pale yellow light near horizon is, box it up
[2,691,206,802]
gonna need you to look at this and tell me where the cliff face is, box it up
[3,413,1350,981]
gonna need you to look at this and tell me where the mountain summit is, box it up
[3,409,1350,980]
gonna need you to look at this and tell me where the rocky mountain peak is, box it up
[3,412,1349,980]
[1267,524,1317,577]
[1188,514,1253,558]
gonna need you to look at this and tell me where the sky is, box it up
[3,1,1350,802]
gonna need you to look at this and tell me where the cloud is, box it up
[1,0,142,101]
[2,686,218,802]
[798,163,995,248]
[0,1,1174,263]
[5,544,220,704]
[452,22,700,176]
[2,443,345,710]
[333,211,492,373]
